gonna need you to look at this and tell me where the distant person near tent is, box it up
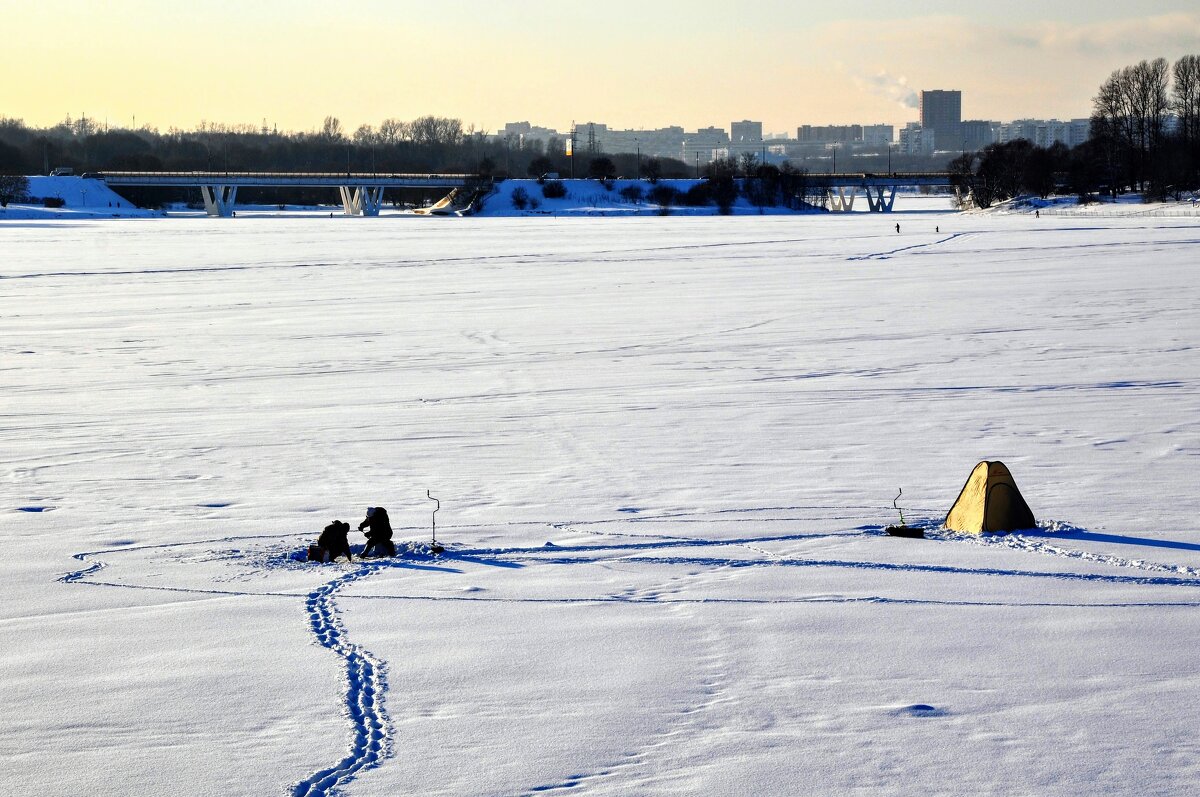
[359,506,396,557]
[315,520,352,562]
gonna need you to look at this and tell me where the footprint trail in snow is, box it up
[292,564,393,797]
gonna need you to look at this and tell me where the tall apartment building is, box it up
[919,90,963,148]
[995,119,1074,147]
[861,124,894,146]
[730,120,763,143]
[898,122,936,156]
[693,126,730,145]
[961,120,996,151]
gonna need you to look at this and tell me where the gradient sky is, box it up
[4,1,1199,135]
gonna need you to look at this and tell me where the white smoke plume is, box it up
[854,70,919,110]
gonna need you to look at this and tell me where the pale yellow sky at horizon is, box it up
[4,2,1199,135]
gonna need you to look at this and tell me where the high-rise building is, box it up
[961,120,996,151]
[861,124,894,147]
[899,122,935,156]
[730,120,763,143]
[920,90,962,149]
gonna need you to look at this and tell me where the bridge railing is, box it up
[92,170,483,181]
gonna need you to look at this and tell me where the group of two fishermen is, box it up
[315,506,393,562]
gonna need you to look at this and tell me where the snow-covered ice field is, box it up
[3,209,1200,796]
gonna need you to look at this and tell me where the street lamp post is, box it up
[636,140,640,180]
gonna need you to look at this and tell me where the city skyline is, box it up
[3,1,1199,134]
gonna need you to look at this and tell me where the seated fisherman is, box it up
[359,506,396,557]
[317,520,353,563]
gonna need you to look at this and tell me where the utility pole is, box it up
[636,140,640,180]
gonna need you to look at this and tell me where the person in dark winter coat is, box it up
[318,520,353,562]
[359,506,396,557]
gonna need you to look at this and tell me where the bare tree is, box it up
[321,116,344,141]
[738,151,758,176]
[0,173,29,206]
[410,116,464,147]
[1174,55,1200,147]
[352,125,377,145]
[378,118,410,145]
[1093,58,1169,191]
[642,157,662,184]
[1132,58,1170,160]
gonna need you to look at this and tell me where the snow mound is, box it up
[0,176,161,219]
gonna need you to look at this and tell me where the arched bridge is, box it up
[92,171,485,217]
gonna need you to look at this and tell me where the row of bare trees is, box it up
[949,55,1200,206]
[948,140,1077,208]
[1090,55,1200,195]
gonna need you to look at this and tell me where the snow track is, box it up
[292,564,393,797]
[954,529,1200,578]
[53,516,1200,797]
[59,545,394,796]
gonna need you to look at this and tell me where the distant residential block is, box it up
[730,120,763,143]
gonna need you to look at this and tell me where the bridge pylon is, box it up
[865,186,897,213]
[827,186,857,212]
[200,185,238,217]
[339,186,386,216]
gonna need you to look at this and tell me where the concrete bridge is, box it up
[813,172,955,212]
[93,171,482,217]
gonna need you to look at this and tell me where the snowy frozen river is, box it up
[2,211,1200,795]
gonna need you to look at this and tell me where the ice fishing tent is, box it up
[945,460,1036,533]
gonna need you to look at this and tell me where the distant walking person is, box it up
[895,223,900,234]
[1035,209,1040,218]
[359,506,395,557]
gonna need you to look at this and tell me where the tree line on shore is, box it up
[951,55,1200,208]
[513,154,827,215]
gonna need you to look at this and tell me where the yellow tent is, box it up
[945,461,1036,533]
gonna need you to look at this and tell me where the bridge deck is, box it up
[94,171,479,188]
[815,172,954,187]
